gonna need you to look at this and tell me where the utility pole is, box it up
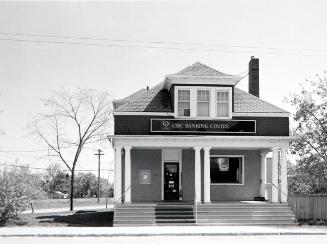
[94,149,104,203]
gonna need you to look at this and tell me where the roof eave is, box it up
[164,75,243,91]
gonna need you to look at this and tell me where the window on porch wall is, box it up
[210,156,243,184]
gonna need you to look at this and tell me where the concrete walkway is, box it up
[0,226,327,237]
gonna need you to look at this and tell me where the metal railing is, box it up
[194,192,198,224]
[271,183,288,201]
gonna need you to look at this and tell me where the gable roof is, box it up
[174,62,228,77]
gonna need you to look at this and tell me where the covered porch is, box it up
[111,135,290,205]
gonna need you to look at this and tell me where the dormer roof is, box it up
[163,62,243,90]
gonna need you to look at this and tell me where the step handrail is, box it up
[271,183,288,201]
[194,191,198,224]
[114,182,137,207]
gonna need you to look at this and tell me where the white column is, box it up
[114,146,123,203]
[260,151,267,198]
[271,148,279,203]
[124,146,132,203]
[280,147,288,203]
[194,146,202,203]
[203,147,211,203]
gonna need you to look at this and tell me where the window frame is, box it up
[174,86,232,119]
[176,88,191,117]
[216,90,230,118]
[196,89,210,117]
[210,155,244,185]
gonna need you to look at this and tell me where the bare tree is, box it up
[29,88,112,210]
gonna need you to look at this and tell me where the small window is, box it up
[197,90,210,117]
[210,156,243,184]
[216,91,229,117]
[139,170,151,184]
[177,90,190,117]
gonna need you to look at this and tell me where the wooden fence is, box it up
[288,195,327,220]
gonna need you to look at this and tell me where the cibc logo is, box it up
[161,120,170,130]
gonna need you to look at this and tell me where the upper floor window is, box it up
[197,90,210,117]
[216,91,229,117]
[177,90,190,117]
[175,86,232,118]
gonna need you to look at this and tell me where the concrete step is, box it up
[156,215,195,219]
[197,216,295,220]
[156,219,196,223]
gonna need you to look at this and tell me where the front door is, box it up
[164,162,179,201]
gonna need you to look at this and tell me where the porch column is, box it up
[260,151,268,199]
[203,147,211,203]
[271,148,279,203]
[280,147,288,203]
[124,146,132,203]
[114,146,123,203]
[194,146,202,203]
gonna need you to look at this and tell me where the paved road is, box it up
[1,235,327,244]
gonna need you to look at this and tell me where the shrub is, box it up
[0,167,45,225]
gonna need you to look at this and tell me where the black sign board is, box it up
[151,119,256,134]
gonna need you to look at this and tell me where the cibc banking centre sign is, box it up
[151,119,256,134]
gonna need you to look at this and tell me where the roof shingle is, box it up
[174,62,228,77]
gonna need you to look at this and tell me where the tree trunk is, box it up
[70,171,74,211]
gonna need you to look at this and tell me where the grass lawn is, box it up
[30,197,113,210]
[6,210,114,227]
[2,198,114,227]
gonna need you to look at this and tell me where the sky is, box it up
[1,0,327,179]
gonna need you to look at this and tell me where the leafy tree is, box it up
[287,72,327,194]
[0,166,45,225]
[74,172,112,198]
[42,163,69,197]
[288,155,327,194]
[29,88,112,210]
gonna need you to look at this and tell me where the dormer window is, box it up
[175,86,232,119]
[197,90,210,117]
[216,91,229,117]
[177,90,190,117]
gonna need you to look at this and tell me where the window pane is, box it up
[217,91,229,117]
[210,157,242,184]
[197,90,209,101]
[178,90,190,100]
[178,90,190,117]
[217,103,229,117]
[197,102,209,117]
[217,91,229,102]
[197,90,210,117]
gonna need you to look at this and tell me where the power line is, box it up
[0,136,109,154]
[0,162,113,172]
[0,37,323,57]
[1,32,327,54]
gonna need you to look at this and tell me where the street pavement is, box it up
[1,226,327,237]
[0,235,327,244]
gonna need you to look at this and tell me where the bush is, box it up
[0,167,45,225]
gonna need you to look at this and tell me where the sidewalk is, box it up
[1,226,327,237]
